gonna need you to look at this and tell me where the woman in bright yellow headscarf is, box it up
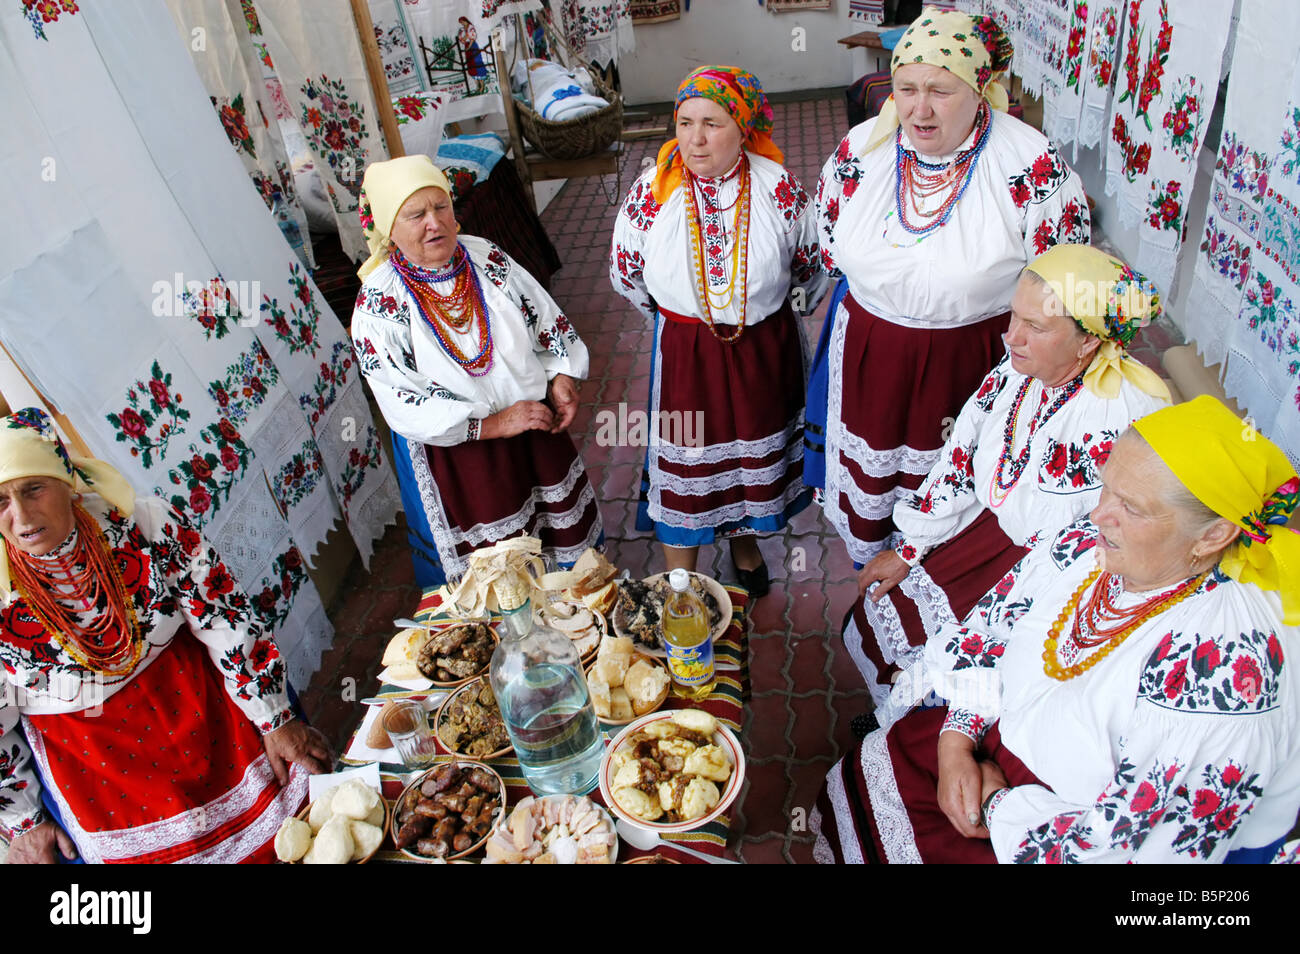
[815,395,1300,864]
[609,66,827,597]
[808,7,1091,581]
[846,243,1170,726]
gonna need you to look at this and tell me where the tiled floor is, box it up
[301,92,1185,864]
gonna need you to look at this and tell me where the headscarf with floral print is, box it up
[651,65,784,204]
[356,155,455,280]
[861,6,1016,155]
[0,407,136,599]
[1024,244,1171,402]
[1134,395,1300,624]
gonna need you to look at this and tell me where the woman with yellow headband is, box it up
[815,396,1300,864]
[809,8,1090,572]
[846,245,1170,726]
[609,66,827,595]
[0,409,329,864]
[352,155,602,585]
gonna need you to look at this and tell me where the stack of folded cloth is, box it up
[511,58,609,121]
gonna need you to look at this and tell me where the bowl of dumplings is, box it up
[275,778,390,864]
[598,708,745,834]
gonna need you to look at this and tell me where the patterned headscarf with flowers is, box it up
[356,155,455,281]
[0,407,136,599]
[1134,395,1300,624]
[861,6,1016,155]
[651,65,785,203]
[1024,244,1171,402]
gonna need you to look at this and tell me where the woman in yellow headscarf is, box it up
[846,245,1170,724]
[0,408,329,864]
[809,7,1091,578]
[609,66,827,596]
[352,155,602,586]
[816,395,1300,864]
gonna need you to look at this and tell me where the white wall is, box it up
[619,3,862,105]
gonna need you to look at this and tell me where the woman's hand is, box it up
[480,401,555,440]
[858,549,910,601]
[978,760,1009,807]
[546,374,580,433]
[6,820,78,864]
[936,730,988,839]
[263,719,333,786]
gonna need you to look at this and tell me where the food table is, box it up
[337,583,752,863]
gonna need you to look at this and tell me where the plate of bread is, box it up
[585,635,671,724]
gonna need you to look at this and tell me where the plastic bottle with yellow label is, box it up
[661,568,716,699]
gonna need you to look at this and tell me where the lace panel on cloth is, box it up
[899,565,959,642]
[810,804,838,864]
[653,412,805,466]
[407,435,465,578]
[646,469,810,531]
[822,760,865,864]
[649,439,803,497]
[28,729,307,863]
[859,727,922,864]
[843,612,898,712]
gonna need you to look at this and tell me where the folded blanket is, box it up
[511,58,607,120]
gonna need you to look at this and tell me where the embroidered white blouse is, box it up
[923,519,1300,863]
[815,109,1090,328]
[609,152,826,325]
[893,357,1169,564]
[351,236,590,447]
[0,495,293,835]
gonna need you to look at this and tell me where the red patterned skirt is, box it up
[813,707,1046,864]
[844,509,1029,714]
[24,628,307,863]
[823,293,1008,564]
[422,428,603,574]
[636,301,811,546]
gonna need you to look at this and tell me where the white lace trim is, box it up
[823,760,865,864]
[899,565,959,642]
[840,480,914,520]
[646,471,809,531]
[859,728,922,864]
[29,727,305,863]
[653,412,805,466]
[453,456,591,544]
[836,428,942,480]
[649,438,803,498]
[407,435,465,579]
[810,805,837,864]
[843,613,895,712]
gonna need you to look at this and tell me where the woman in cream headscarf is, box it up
[815,396,1300,864]
[809,7,1090,575]
[847,245,1171,729]
[609,66,826,595]
[0,408,328,864]
[352,156,602,586]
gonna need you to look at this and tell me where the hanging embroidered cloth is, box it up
[630,0,681,22]
[1185,0,1300,465]
[766,0,833,11]
[1103,0,1233,293]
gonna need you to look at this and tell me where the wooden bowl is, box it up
[393,759,505,862]
[422,622,500,689]
[585,650,671,725]
[289,785,390,864]
[612,572,732,650]
[434,676,513,760]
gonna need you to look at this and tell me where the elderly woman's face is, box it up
[1091,436,1203,592]
[0,476,76,557]
[893,64,982,156]
[389,186,458,268]
[1004,276,1098,387]
[676,97,744,179]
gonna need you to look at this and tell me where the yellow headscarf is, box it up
[356,155,455,281]
[0,407,136,600]
[1024,244,1171,401]
[1134,396,1300,624]
[862,6,1015,155]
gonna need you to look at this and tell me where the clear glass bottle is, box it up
[489,592,604,796]
[661,568,716,699]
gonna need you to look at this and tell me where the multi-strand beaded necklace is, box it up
[391,244,495,376]
[988,374,1084,508]
[889,103,992,242]
[682,155,752,343]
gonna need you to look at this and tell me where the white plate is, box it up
[486,795,619,864]
[612,572,732,651]
[599,710,745,835]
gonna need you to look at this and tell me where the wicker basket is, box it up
[514,70,622,160]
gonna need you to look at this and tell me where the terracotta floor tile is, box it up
[739,761,792,837]
[788,693,837,763]
[748,582,791,636]
[788,580,830,636]
[788,633,832,690]
[745,692,792,760]
[748,632,790,694]
[737,836,790,865]
[786,837,818,865]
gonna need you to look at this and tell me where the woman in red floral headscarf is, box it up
[609,66,827,596]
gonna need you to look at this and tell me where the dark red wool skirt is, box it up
[638,300,810,542]
[827,293,1008,560]
[815,707,1046,864]
[25,628,306,864]
[426,427,601,565]
[847,508,1030,698]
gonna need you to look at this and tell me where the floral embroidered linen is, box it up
[907,519,1300,862]
[0,495,296,838]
